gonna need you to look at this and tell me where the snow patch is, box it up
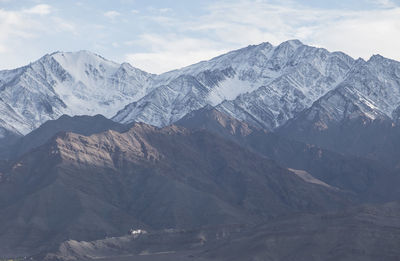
[207,77,259,106]
[289,168,334,189]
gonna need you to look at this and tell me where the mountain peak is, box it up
[280,39,303,48]
[245,42,274,51]
[258,41,274,48]
[51,49,106,58]
[273,39,304,52]
[50,50,119,70]
[367,53,400,66]
[0,48,155,136]
[368,54,386,63]
[176,106,256,137]
[44,50,111,64]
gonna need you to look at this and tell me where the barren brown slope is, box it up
[0,114,131,160]
[0,123,349,257]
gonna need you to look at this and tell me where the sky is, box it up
[0,0,400,74]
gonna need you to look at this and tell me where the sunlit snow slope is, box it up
[0,51,154,135]
[113,40,355,129]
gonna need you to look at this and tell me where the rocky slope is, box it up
[278,56,400,167]
[0,114,131,160]
[113,40,354,129]
[113,41,400,137]
[0,123,349,257]
[177,107,400,202]
[40,202,400,261]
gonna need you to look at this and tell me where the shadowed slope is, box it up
[42,202,400,261]
[0,123,349,257]
[177,107,399,202]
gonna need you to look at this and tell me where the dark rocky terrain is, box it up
[41,202,400,261]
[0,108,399,261]
[279,112,400,169]
[177,107,400,202]
[0,122,348,258]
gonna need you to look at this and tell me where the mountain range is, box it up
[1,40,400,141]
[1,40,400,260]
[0,119,352,257]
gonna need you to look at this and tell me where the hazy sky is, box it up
[1,0,400,73]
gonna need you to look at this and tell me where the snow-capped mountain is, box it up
[0,51,154,136]
[113,40,355,129]
[280,54,400,132]
[216,47,356,129]
[112,74,210,126]
[276,55,400,166]
[2,40,400,142]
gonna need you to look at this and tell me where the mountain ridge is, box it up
[177,106,400,202]
[1,40,400,144]
[113,39,356,129]
[0,121,350,257]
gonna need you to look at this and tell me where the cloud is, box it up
[0,8,39,68]
[0,44,7,53]
[158,8,172,13]
[104,10,121,19]
[23,4,52,15]
[126,0,400,73]
[51,17,77,33]
[125,34,228,73]
[189,1,337,46]
[147,7,173,13]
[195,0,400,62]
[310,7,400,60]
[0,9,36,39]
[126,50,227,74]
[0,4,77,69]
[373,0,398,8]
[1,0,400,75]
